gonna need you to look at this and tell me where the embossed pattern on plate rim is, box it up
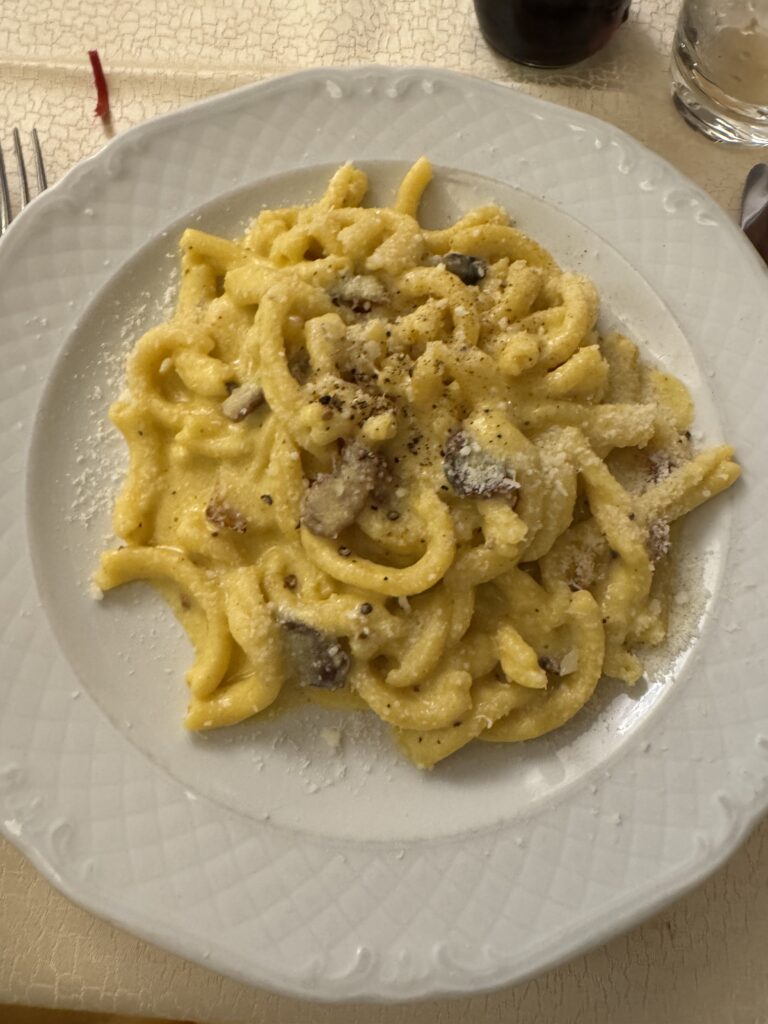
[0,66,766,1002]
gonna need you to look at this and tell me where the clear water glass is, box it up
[672,0,768,145]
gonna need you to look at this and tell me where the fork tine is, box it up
[0,142,11,233]
[31,129,48,192]
[13,128,30,208]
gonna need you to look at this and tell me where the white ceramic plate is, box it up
[1,67,767,1002]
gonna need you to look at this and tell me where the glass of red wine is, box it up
[473,0,631,68]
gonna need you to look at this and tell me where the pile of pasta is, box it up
[95,158,740,768]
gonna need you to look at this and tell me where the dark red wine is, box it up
[473,0,631,68]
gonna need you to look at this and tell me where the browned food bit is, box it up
[443,429,520,500]
[280,620,349,690]
[221,382,264,422]
[646,518,671,563]
[440,252,487,285]
[647,450,675,482]
[331,274,388,313]
[205,496,248,534]
[301,441,387,538]
[538,654,560,675]
[289,353,312,384]
[537,650,579,676]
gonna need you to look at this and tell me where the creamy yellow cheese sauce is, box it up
[94,159,740,767]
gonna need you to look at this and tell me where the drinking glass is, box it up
[672,0,768,145]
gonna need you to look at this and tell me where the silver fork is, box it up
[0,128,48,236]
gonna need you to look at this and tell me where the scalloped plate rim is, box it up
[0,64,765,1002]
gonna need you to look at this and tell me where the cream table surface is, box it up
[1,1,766,1021]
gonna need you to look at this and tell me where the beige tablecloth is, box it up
[1,1,766,1020]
